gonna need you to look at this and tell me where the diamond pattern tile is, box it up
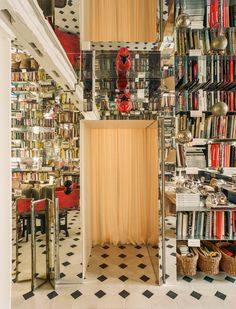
[119,290,130,299]
[119,263,127,269]
[143,290,154,299]
[166,290,178,299]
[204,276,214,283]
[182,276,192,283]
[225,276,235,283]
[23,291,34,300]
[47,291,58,300]
[119,275,128,282]
[71,290,82,299]
[138,263,147,269]
[191,291,202,300]
[140,275,150,282]
[97,275,107,282]
[118,253,127,258]
[101,253,109,258]
[136,254,144,258]
[95,290,106,299]
[215,291,226,300]
[62,261,70,267]
[99,263,108,269]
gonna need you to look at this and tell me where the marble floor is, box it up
[11,212,236,309]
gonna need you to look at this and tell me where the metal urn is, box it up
[211,101,228,116]
[176,13,191,29]
[212,34,228,53]
[176,130,193,144]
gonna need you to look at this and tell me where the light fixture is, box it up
[176,0,191,29]
[176,129,193,144]
[211,0,228,53]
[211,101,228,116]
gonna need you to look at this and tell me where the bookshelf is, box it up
[11,53,82,187]
[175,0,236,278]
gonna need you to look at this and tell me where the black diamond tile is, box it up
[60,272,66,278]
[152,245,158,249]
[99,263,108,269]
[59,238,65,241]
[119,253,127,258]
[119,275,128,282]
[97,275,107,282]
[182,276,192,283]
[119,245,126,249]
[170,252,176,257]
[95,290,106,299]
[73,238,79,241]
[103,245,109,249]
[215,291,226,300]
[71,244,77,248]
[39,244,46,248]
[119,263,127,269]
[71,290,82,299]
[165,238,170,241]
[47,291,58,299]
[204,276,214,283]
[166,290,178,299]
[67,252,74,257]
[225,276,235,283]
[76,232,81,235]
[140,275,150,282]
[119,290,130,299]
[62,261,70,267]
[101,253,109,258]
[167,244,174,249]
[36,239,43,242]
[138,263,147,269]
[135,245,142,249]
[136,254,144,258]
[77,273,83,278]
[191,291,202,300]
[42,251,46,255]
[23,291,34,300]
[143,290,154,299]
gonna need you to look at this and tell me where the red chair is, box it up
[55,189,79,209]
[55,189,80,237]
[16,198,32,242]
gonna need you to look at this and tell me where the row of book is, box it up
[56,127,80,139]
[11,131,55,141]
[176,114,236,139]
[207,143,236,167]
[12,171,50,182]
[11,101,39,111]
[176,55,236,92]
[60,148,80,161]
[11,71,46,82]
[176,90,236,112]
[57,111,81,124]
[11,118,54,128]
[176,28,236,55]
[11,149,40,158]
[177,210,236,240]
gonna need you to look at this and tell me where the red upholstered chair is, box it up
[55,189,80,210]
[16,198,32,242]
[55,188,80,237]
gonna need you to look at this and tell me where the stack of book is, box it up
[177,209,236,239]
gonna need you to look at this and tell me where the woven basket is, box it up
[177,242,199,276]
[215,242,236,276]
[197,241,222,275]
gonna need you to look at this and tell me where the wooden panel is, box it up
[83,120,156,129]
[82,0,157,42]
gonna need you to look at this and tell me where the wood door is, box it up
[81,0,157,42]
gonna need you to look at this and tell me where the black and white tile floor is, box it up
[12,213,236,309]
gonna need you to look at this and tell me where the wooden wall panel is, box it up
[82,0,157,42]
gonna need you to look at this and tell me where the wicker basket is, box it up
[177,242,199,276]
[215,242,236,276]
[197,241,222,275]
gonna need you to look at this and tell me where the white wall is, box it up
[0,32,12,309]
